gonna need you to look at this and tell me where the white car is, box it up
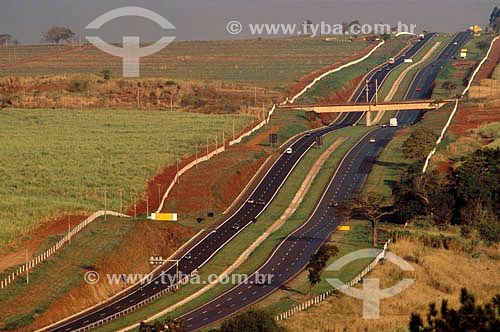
[286,147,293,154]
[369,139,376,143]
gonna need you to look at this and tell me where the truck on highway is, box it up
[388,58,395,64]
[390,117,398,127]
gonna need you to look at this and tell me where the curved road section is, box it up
[44,34,435,332]
[179,32,469,331]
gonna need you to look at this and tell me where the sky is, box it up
[0,0,497,44]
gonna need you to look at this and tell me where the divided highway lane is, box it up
[44,34,433,332]
[180,32,468,331]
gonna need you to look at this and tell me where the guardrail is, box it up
[275,239,390,321]
[71,270,198,332]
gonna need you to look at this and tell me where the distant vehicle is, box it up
[286,147,293,154]
[232,224,240,231]
[388,58,395,64]
[416,87,421,91]
[256,199,266,206]
[419,34,425,40]
[390,118,398,127]
[445,53,449,56]
[305,133,311,137]
[382,124,388,128]
[454,42,458,45]
[404,58,413,63]
[184,253,192,260]
[333,202,339,207]
[247,198,255,204]
[452,56,457,60]
[369,139,376,143]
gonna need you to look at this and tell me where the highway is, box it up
[42,33,439,332]
[178,32,469,331]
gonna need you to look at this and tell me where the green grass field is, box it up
[0,109,250,250]
[296,38,407,103]
[475,121,500,148]
[433,34,494,99]
[0,38,370,90]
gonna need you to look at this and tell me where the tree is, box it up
[101,69,111,81]
[42,26,75,44]
[409,288,500,332]
[402,127,437,162]
[490,7,500,31]
[138,317,186,332]
[306,244,338,296]
[219,309,287,332]
[452,148,500,216]
[346,192,392,247]
[0,34,12,46]
[393,167,454,226]
[441,81,457,97]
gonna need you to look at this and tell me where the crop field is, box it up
[296,38,408,103]
[0,108,250,250]
[0,37,371,89]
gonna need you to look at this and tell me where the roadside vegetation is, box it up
[296,37,409,103]
[433,34,494,99]
[0,37,370,90]
[0,215,195,331]
[0,109,249,250]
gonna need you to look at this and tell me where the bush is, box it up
[68,80,90,93]
[219,309,287,332]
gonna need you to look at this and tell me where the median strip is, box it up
[117,137,346,332]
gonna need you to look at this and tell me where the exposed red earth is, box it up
[476,38,500,79]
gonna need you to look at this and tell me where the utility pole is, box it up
[26,249,29,285]
[176,159,179,183]
[104,190,107,221]
[206,138,209,156]
[119,189,123,214]
[157,184,161,205]
[232,120,235,141]
[365,79,370,103]
[68,216,71,244]
[254,87,257,105]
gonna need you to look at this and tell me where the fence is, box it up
[275,239,390,321]
[422,35,500,173]
[0,210,129,289]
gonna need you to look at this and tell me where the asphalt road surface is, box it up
[179,31,469,331]
[42,32,452,332]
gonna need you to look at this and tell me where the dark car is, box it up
[232,224,240,231]
[256,199,266,206]
[184,253,192,260]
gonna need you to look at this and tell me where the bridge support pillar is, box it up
[366,111,372,127]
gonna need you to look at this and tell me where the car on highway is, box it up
[445,53,449,56]
[369,139,376,143]
[416,87,421,91]
[305,133,311,137]
[382,124,388,128]
[247,198,255,204]
[184,253,192,260]
[285,147,293,154]
[454,41,458,45]
[232,224,240,231]
[256,199,266,206]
